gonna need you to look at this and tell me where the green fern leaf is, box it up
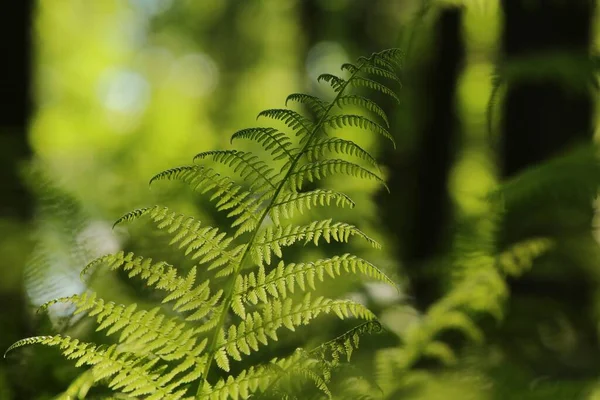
[286,93,328,117]
[324,114,395,147]
[194,150,278,191]
[257,109,314,142]
[230,127,295,162]
[349,76,400,103]
[306,137,381,168]
[334,94,389,127]
[342,62,402,85]
[269,189,355,224]
[288,159,388,192]
[10,48,404,400]
[234,256,396,307]
[317,73,346,92]
[148,165,265,234]
[114,206,242,271]
[252,219,380,266]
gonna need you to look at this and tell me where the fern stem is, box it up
[195,59,367,399]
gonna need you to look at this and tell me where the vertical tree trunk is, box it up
[497,0,598,378]
[380,6,464,311]
[0,1,33,219]
[0,2,34,398]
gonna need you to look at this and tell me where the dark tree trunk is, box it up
[496,0,599,379]
[380,6,465,311]
[0,1,33,219]
[0,2,35,399]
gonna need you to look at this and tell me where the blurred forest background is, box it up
[2,0,600,399]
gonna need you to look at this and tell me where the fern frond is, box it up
[286,93,328,118]
[200,351,324,400]
[39,292,207,362]
[193,150,278,193]
[311,321,383,364]
[5,336,188,399]
[317,73,346,92]
[230,127,295,162]
[214,293,375,368]
[305,138,380,169]
[81,251,180,290]
[361,48,404,71]
[252,219,380,266]
[496,238,554,277]
[342,63,402,85]
[199,364,273,400]
[257,109,314,142]
[148,165,265,234]
[349,76,400,103]
[234,256,396,307]
[270,189,355,224]
[324,114,395,147]
[81,252,224,323]
[334,94,389,127]
[288,159,387,192]
[11,48,404,400]
[114,206,243,271]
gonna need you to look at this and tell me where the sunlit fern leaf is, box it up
[148,165,265,233]
[39,292,207,362]
[230,127,295,162]
[233,256,396,307]
[334,94,389,127]
[257,109,315,142]
[310,321,383,364]
[80,252,224,322]
[201,351,327,400]
[305,138,380,169]
[194,150,278,191]
[114,206,243,272]
[213,294,375,368]
[288,159,388,192]
[9,48,403,400]
[252,219,380,266]
[285,93,329,118]
[4,336,189,400]
[269,189,355,224]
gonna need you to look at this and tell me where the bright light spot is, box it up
[365,282,403,305]
[129,0,173,16]
[168,53,219,97]
[306,41,349,83]
[77,221,121,256]
[97,69,150,114]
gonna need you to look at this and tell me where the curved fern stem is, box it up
[196,58,369,398]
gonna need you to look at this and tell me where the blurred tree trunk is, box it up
[496,0,599,378]
[380,6,464,311]
[0,2,32,219]
[0,2,34,399]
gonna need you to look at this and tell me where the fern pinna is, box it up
[6,48,402,399]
